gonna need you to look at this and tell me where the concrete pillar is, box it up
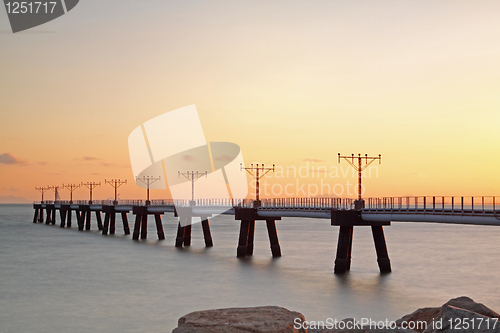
[96,211,103,231]
[121,212,130,235]
[140,214,148,240]
[38,208,44,223]
[371,225,391,273]
[59,209,67,228]
[334,226,353,274]
[183,222,192,246]
[266,219,281,257]
[78,210,85,231]
[246,220,255,256]
[33,208,39,224]
[110,212,116,235]
[66,209,72,228]
[102,213,110,235]
[237,220,251,258]
[85,209,91,230]
[132,214,141,240]
[154,214,165,240]
[45,207,51,224]
[201,218,213,247]
[175,221,185,247]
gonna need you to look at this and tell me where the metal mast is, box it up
[35,186,50,203]
[105,179,127,205]
[338,153,381,207]
[63,183,80,204]
[81,182,101,204]
[135,176,160,205]
[240,163,275,207]
[47,185,62,202]
[178,171,207,206]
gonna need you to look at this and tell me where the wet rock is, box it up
[422,305,499,333]
[173,296,500,333]
[441,296,500,319]
[395,307,440,333]
[172,306,306,333]
[395,296,500,333]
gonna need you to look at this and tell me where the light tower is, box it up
[135,176,160,205]
[63,183,80,204]
[178,171,207,206]
[81,181,101,204]
[240,163,275,207]
[338,153,381,209]
[35,186,50,203]
[47,185,62,202]
[105,179,127,205]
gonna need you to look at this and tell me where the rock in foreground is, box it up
[172,306,306,333]
[172,297,500,333]
[396,296,500,333]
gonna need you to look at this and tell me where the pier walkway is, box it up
[32,196,500,274]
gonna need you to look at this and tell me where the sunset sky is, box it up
[1,0,499,202]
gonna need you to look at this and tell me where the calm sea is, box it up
[1,204,500,332]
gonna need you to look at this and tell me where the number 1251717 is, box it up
[5,2,58,14]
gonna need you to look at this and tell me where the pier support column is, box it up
[38,208,44,223]
[154,214,165,240]
[52,207,57,225]
[132,206,149,240]
[45,206,51,224]
[140,214,148,240]
[175,221,185,247]
[85,208,91,231]
[110,212,116,235]
[75,210,81,229]
[59,207,68,228]
[102,213,111,235]
[235,208,282,258]
[96,211,103,231]
[371,226,391,273]
[66,209,72,228]
[246,220,255,256]
[201,217,213,247]
[347,226,353,271]
[237,220,251,258]
[334,226,353,274]
[33,207,39,223]
[132,214,141,240]
[183,222,192,246]
[266,219,281,257]
[121,212,130,235]
[78,209,85,231]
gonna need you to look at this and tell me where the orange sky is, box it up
[1,1,499,202]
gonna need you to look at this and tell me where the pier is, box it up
[32,196,500,274]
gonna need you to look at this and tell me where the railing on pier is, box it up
[364,196,500,219]
[34,197,356,210]
[259,197,355,210]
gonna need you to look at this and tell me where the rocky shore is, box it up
[172,296,500,332]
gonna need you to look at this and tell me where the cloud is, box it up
[215,155,233,162]
[82,156,101,161]
[3,187,19,192]
[303,158,325,163]
[182,154,196,162]
[0,153,25,164]
[100,161,129,168]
